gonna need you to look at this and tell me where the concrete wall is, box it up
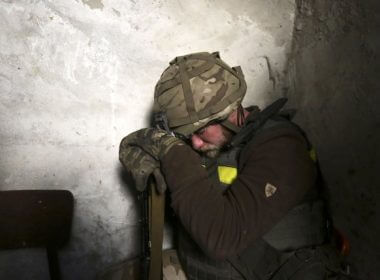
[287,1,380,279]
[0,1,297,279]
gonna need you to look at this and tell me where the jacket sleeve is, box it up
[160,126,317,260]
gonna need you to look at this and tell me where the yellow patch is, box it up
[218,166,238,185]
[309,148,317,162]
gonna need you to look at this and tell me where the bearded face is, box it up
[190,124,233,158]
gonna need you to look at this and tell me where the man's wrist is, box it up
[161,143,193,164]
[160,136,185,158]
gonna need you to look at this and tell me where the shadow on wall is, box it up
[285,0,380,279]
[118,165,140,207]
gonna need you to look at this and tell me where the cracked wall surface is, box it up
[0,1,297,279]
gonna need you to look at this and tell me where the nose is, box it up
[191,134,204,149]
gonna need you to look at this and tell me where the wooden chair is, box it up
[0,190,74,280]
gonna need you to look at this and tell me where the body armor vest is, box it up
[177,100,331,280]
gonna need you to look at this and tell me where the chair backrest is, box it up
[0,190,74,280]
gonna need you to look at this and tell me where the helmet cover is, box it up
[153,52,247,137]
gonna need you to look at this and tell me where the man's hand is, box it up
[119,128,184,193]
[119,145,167,193]
[121,128,185,161]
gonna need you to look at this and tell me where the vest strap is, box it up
[231,98,288,147]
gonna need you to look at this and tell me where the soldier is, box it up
[119,52,347,279]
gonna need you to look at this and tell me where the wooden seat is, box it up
[0,190,74,280]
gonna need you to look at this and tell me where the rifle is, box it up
[98,181,165,280]
[137,112,172,279]
[138,178,165,280]
[139,188,150,280]
[98,115,170,280]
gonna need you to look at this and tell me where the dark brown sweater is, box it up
[161,125,317,260]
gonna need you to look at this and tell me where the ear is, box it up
[227,107,250,126]
[227,109,239,126]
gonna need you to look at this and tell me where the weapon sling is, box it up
[147,180,166,280]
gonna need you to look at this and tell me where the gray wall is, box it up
[0,1,297,279]
[287,1,380,279]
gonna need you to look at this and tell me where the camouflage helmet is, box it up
[153,52,247,137]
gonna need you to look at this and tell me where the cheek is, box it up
[203,126,225,144]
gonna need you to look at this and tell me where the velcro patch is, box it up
[217,166,238,185]
[265,183,277,198]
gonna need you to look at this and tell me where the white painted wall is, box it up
[0,0,296,279]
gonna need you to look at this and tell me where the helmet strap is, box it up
[220,104,245,134]
[220,119,241,134]
[237,104,245,127]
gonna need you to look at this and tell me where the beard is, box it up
[198,144,221,158]
[196,128,233,158]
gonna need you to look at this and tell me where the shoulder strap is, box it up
[230,98,288,148]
